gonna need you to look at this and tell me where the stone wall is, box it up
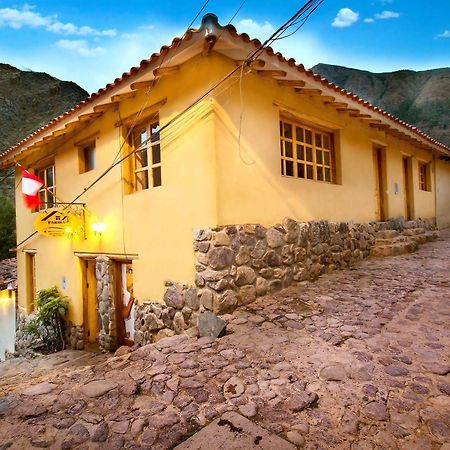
[66,322,84,350]
[193,219,377,315]
[132,217,435,347]
[96,256,117,351]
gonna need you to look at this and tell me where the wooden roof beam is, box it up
[130,80,154,91]
[111,91,136,102]
[320,95,336,102]
[93,102,118,113]
[277,79,305,88]
[325,101,347,108]
[370,123,391,130]
[236,59,265,69]
[153,66,179,78]
[257,70,287,78]
[203,35,217,56]
[78,111,103,122]
[295,88,322,95]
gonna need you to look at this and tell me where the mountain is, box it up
[0,63,88,259]
[312,64,450,146]
[0,63,88,153]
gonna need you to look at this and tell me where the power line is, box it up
[14,0,324,249]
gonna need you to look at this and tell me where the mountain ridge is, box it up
[312,63,450,146]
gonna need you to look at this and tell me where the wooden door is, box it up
[115,261,135,347]
[373,147,386,221]
[402,157,412,220]
[82,259,99,344]
[26,253,36,312]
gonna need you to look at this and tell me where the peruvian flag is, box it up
[22,169,44,209]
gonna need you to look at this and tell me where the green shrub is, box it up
[25,286,69,352]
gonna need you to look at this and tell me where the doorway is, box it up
[373,147,387,221]
[402,156,413,220]
[115,261,135,347]
[82,259,99,345]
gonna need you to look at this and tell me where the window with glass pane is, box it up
[279,119,334,183]
[418,162,430,191]
[132,119,162,191]
[37,165,55,210]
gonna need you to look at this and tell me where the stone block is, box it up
[208,247,234,270]
[214,290,238,315]
[164,286,184,309]
[198,311,227,339]
[235,266,256,286]
[238,285,256,306]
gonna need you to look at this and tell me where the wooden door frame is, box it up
[373,146,388,221]
[114,260,134,347]
[402,156,414,220]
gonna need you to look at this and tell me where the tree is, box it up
[0,192,16,260]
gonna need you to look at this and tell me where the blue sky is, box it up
[0,0,448,93]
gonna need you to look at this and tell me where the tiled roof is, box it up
[1,13,448,162]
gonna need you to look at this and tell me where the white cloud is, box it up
[236,19,275,39]
[332,8,359,28]
[374,11,400,20]
[0,4,116,36]
[56,39,104,57]
[364,18,375,23]
[437,30,450,38]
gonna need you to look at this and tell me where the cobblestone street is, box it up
[0,231,449,450]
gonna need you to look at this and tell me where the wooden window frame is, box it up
[36,164,56,211]
[129,117,161,192]
[279,118,335,183]
[418,161,431,191]
[78,140,96,174]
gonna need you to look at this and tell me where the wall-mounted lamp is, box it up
[92,222,106,236]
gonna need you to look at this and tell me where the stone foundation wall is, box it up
[132,217,436,347]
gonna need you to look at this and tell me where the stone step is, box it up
[375,236,408,246]
[376,230,400,239]
[402,227,425,236]
[371,241,418,257]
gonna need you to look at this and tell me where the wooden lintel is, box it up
[277,79,305,88]
[295,88,322,95]
[236,59,265,69]
[115,98,167,128]
[257,70,287,78]
[93,102,118,113]
[111,91,136,102]
[79,112,103,122]
[153,66,179,78]
[325,101,347,108]
[130,80,155,91]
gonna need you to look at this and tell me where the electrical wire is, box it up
[14,0,324,249]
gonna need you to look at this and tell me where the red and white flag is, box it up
[22,169,44,209]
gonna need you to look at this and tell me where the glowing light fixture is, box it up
[92,222,106,236]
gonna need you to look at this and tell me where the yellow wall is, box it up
[212,54,435,226]
[436,159,450,228]
[14,51,445,325]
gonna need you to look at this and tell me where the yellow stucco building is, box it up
[1,14,449,350]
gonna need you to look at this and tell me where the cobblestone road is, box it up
[0,231,449,450]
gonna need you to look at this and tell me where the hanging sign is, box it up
[34,209,83,238]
